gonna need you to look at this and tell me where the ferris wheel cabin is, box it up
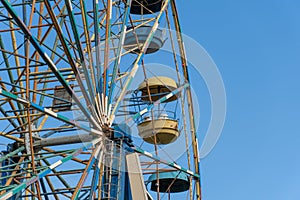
[123,25,165,54]
[0,0,202,198]
[124,0,165,54]
[130,0,163,15]
[136,76,180,145]
[148,171,190,193]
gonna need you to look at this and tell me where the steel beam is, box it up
[34,134,95,147]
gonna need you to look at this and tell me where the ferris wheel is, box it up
[0,0,202,199]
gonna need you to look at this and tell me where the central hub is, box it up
[102,123,113,138]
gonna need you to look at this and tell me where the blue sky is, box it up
[177,0,300,199]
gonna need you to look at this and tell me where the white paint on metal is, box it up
[0,191,13,200]
[126,153,148,200]
[45,109,57,118]
[91,129,101,135]
[144,151,152,157]
[140,108,148,116]
[165,93,174,100]
[50,160,62,169]
[173,163,181,169]
[44,53,57,70]
[17,98,28,105]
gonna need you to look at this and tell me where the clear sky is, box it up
[177,0,300,200]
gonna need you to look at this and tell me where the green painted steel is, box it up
[0,142,94,199]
